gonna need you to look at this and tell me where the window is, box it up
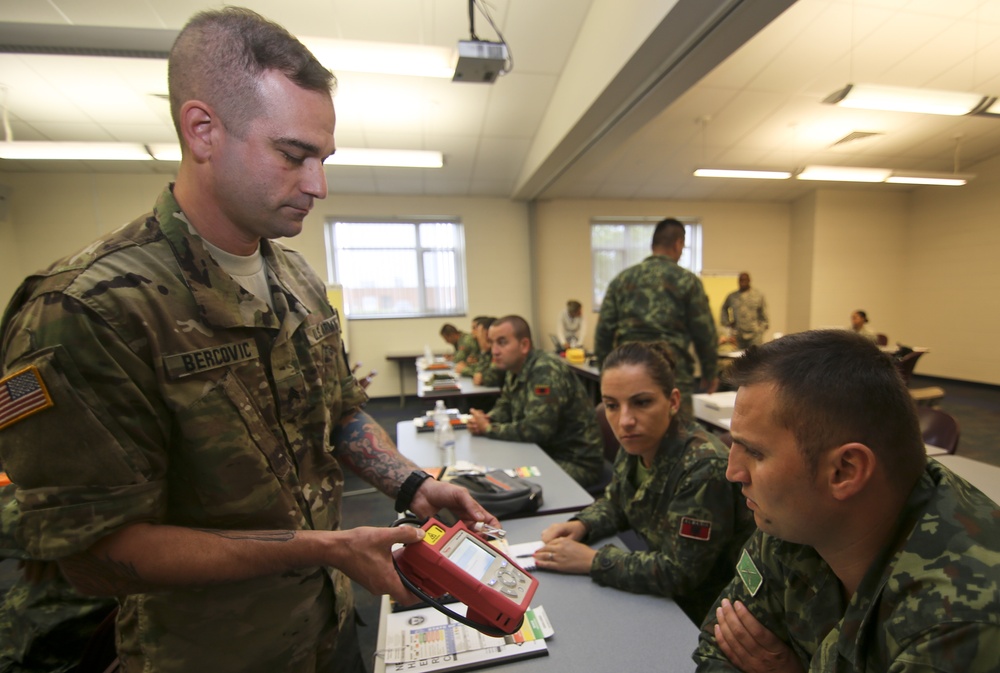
[325,219,467,319]
[591,217,702,307]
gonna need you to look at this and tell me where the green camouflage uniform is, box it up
[485,349,603,487]
[460,345,503,386]
[693,460,1000,671]
[719,287,768,349]
[1,484,116,673]
[594,255,718,412]
[0,186,368,673]
[573,422,754,624]
[452,332,478,366]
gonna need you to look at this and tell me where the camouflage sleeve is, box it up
[1,296,167,560]
[693,530,796,671]
[719,293,734,329]
[573,452,629,540]
[687,279,719,381]
[889,623,1000,672]
[0,484,29,560]
[594,280,620,366]
[484,367,567,445]
[476,363,504,387]
[758,294,769,332]
[486,389,512,424]
[588,457,743,598]
[453,333,477,365]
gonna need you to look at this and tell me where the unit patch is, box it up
[736,548,763,596]
[679,516,712,541]
[533,385,551,396]
[0,366,54,431]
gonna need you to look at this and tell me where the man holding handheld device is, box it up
[0,8,497,673]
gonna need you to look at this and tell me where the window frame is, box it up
[324,217,469,320]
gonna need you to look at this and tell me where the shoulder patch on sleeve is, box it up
[679,516,712,541]
[736,548,763,596]
[0,366,54,431]
[533,385,550,396]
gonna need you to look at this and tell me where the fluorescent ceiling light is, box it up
[325,148,443,168]
[0,142,444,169]
[823,83,989,116]
[694,168,791,180]
[797,165,891,182]
[300,37,454,78]
[0,141,152,161]
[886,171,971,186]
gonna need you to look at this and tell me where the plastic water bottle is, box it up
[433,400,456,465]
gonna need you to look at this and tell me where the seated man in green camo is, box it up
[693,330,1000,672]
[439,323,477,367]
[458,316,503,387]
[467,315,604,488]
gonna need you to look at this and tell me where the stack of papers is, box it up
[381,604,553,672]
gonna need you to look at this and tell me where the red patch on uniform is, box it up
[679,517,712,541]
[533,385,550,396]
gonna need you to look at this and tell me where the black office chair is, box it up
[894,350,925,385]
[918,406,961,454]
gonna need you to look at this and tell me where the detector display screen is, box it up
[446,534,496,581]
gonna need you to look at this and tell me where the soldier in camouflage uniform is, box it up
[693,330,1000,671]
[719,272,768,349]
[0,9,495,673]
[467,316,604,487]
[440,323,478,367]
[593,218,719,416]
[534,342,754,624]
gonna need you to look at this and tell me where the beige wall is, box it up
[904,154,1000,384]
[3,168,998,389]
[809,189,909,337]
[0,173,532,399]
[531,199,791,351]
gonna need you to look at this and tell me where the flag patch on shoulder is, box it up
[533,385,550,396]
[0,366,54,431]
[679,516,712,541]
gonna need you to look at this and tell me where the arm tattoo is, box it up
[334,410,413,495]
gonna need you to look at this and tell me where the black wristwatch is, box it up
[394,470,433,513]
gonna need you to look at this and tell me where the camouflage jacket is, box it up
[594,255,718,388]
[486,349,603,486]
[0,186,367,673]
[720,287,768,346]
[460,344,503,386]
[452,332,478,365]
[574,422,754,624]
[693,460,1000,671]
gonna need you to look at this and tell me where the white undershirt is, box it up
[201,239,274,311]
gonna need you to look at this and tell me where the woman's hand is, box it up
[533,536,596,574]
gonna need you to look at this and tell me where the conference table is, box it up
[371,512,700,673]
[415,357,501,411]
[395,421,594,518]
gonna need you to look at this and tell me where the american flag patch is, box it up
[679,516,712,541]
[0,366,54,431]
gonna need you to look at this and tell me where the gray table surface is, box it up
[395,421,594,518]
[373,512,700,673]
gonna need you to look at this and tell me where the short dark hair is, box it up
[169,7,335,140]
[602,341,682,435]
[493,315,532,344]
[651,218,686,249]
[473,316,495,331]
[440,323,460,337]
[725,330,925,490]
[567,300,582,313]
[854,310,869,323]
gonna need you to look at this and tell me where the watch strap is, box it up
[394,470,432,513]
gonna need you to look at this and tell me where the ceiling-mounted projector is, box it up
[452,39,508,83]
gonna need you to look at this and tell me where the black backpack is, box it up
[447,470,543,519]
